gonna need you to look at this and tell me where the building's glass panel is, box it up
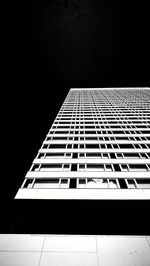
[136,179,150,188]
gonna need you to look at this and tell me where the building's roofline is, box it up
[70,87,150,90]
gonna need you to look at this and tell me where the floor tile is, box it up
[43,235,96,252]
[0,251,40,266]
[97,236,150,266]
[0,234,44,251]
[40,252,98,266]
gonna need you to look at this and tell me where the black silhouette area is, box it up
[14,0,149,88]
[2,0,150,234]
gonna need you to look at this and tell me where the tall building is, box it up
[15,88,150,200]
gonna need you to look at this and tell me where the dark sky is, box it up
[14,0,149,88]
[9,0,150,196]
[2,0,149,232]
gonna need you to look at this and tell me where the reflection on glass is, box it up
[86,179,108,188]
[109,180,118,188]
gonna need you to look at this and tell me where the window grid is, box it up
[22,178,150,189]
[17,88,150,196]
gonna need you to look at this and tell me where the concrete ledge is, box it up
[15,188,150,200]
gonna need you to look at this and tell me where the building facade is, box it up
[15,88,150,200]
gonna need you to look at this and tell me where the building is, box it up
[15,88,150,200]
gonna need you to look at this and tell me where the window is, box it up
[126,179,137,188]
[78,164,85,170]
[45,153,64,158]
[102,153,109,158]
[123,153,139,159]
[87,164,104,171]
[33,179,60,188]
[80,144,85,148]
[136,179,150,188]
[121,164,129,171]
[114,164,121,171]
[86,137,97,140]
[85,131,90,134]
[40,164,62,171]
[66,153,72,157]
[31,164,40,171]
[23,179,33,188]
[86,153,101,157]
[100,144,106,148]
[141,130,150,134]
[42,144,49,148]
[86,144,99,148]
[60,179,69,188]
[38,153,45,158]
[49,144,66,148]
[116,137,128,140]
[113,144,119,148]
[129,164,148,171]
[64,164,70,169]
[52,137,67,140]
[67,144,72,148]
[55,131,68,134]
[140,144,147,148]
[113,130,124,134]
[71,164,77,171]
[134,144,140,148]
[105,164,113,171]
[79,179,86,184]
[74,144,78,148]
[79,153,85,157]
[110,153,116,159]
[119,144,133,149]
[69,179,77,188]
[147,153,150,158]
[77,179,86,188]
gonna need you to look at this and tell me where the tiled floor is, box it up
[97,236,150,266]
[43,235,96,252]
[0,234,150,266]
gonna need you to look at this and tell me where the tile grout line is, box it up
[95,236,100,266]
[38,235,46,266]
[38,250,97,253]
[0,250,43,253]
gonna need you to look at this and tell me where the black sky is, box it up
[14,0,149,86]
[2,0,150,232]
